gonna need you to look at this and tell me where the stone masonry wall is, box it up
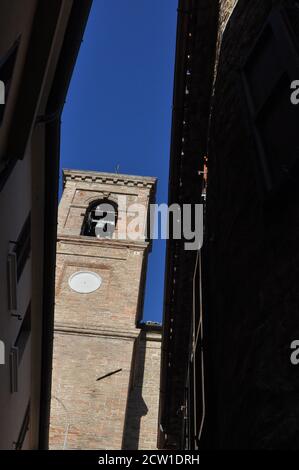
[214,1,239,81]
[219,0,239,35]
[203,0,299,449]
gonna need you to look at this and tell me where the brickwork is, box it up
[49,170,161,450]
[50,332,136,450]
[123,331,161,450]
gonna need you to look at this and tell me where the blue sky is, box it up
[60,0,177,322]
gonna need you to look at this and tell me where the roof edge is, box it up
[63,168,157,188]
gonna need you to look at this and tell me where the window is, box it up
[0,38,19,124]
[15,212,31,282]
[14,402,30,450]
[241,7,299,196]
[15,302,31,365]
[10,302,31,393]
[81,199,118,239]
[7,213,31,315]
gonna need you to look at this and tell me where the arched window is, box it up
[81,199,118,239]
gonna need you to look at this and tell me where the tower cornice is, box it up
[63,168,157,191]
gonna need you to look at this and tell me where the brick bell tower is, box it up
[49,169,161,450]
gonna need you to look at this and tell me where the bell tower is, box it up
[49,169,161,450]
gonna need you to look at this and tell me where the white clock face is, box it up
[68,271,102,294]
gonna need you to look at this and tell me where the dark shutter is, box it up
[14,212,31,281]
[15,402,30,450]
[15,303,31,365]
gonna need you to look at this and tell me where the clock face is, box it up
[68,271,102,294]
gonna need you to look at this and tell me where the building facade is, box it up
[0,1,92,449]
[159,0,299,450]
[49,169,161,450]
